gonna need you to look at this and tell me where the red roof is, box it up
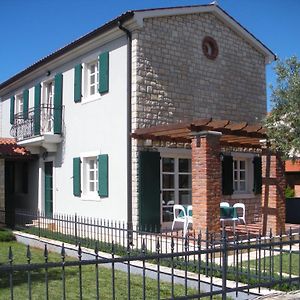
[286,160,300,172]
[0,138,30,157]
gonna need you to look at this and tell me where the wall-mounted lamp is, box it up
[42,151,48,160]
[46,70,51,76]
[219,152,224,161]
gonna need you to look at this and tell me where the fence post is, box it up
[38,210,41,238]
[221,231,228,300]
[75,213,78,246]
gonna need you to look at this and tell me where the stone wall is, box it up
[132,12,267,131]
[131,12,268,226]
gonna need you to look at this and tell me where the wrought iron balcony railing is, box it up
[10,105,63,141]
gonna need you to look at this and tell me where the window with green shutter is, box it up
[253,156,262,194]
[98,154,108,197]
[73,157,81,197]
[74,64,82,102]
[10,96,15,125]
[54,73,63,134]
[222,155,233,195]
[34,83,41,136]
[98,52,109,94]
[23,89,29,120]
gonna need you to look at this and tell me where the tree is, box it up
[265,56,300,159]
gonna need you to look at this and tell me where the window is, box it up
[161,156,192,223]
[83,157,98,196]
[15,94,23,115]
[233,159,247,192]
[87,61,99,97]
[42,81,54,132]
[231,154,254,196]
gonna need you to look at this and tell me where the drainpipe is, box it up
[118,21,133,240]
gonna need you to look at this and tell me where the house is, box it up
[285,160,300,197]
[0,4,285,234]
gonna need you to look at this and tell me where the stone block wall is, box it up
[131,12,268,226]
[132,12,267,132]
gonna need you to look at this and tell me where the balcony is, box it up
[10,105,63,153]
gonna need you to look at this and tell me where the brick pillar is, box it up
[261,148,286,235]
[192,132,221,234]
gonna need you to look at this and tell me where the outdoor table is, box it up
[220,206,238,233]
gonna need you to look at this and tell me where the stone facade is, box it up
[131,12,268,226]
[132,12,266,131]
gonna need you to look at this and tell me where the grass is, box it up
[249,252,300,276]
[0,240,223,300]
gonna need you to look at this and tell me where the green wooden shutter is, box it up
[222,155,233,195]
[10,96,15,125]
[98,154,108,197]
[98,52,109,94]
[253,156,262,194]
[23,89,29,119]
[73,157,81,197]
[138,151,161,232]
[54,73,63,134]
[34,83,41,136]
[74,64,82,102]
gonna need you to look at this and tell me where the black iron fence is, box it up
[1,209,300,299]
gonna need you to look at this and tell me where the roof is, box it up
[0,138,31,158]
[286,160,300,173]
[0,4,275,92]
[132,118,266,148]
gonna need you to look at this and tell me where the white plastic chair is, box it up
[233,203,246,225]
[220,202,230,207]
[172,205,188,236]
[186,205,193,234]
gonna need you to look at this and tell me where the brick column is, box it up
[192,132,221,234]
[261,148,286,235]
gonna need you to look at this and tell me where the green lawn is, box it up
[0,240,222,300]
[250,252,299,276]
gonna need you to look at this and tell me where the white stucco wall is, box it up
[0,35,128,221]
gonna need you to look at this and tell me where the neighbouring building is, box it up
[0,4,286,234]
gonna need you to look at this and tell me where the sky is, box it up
[0,0,299,111]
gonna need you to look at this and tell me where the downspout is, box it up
[118,21,133,239]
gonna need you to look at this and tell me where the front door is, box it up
[44,162,53,217]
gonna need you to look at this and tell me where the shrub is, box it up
[285,185,295,198]
[0,228,15,242]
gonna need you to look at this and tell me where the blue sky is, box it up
[1,0,299,110]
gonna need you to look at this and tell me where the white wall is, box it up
[0,35,129,222]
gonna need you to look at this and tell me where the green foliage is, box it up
[0,228,15,242]
[285,185,295,198]
[265,56,300,159]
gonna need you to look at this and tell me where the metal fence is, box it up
[1,209,300,299]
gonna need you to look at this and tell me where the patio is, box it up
[133,118,286,236]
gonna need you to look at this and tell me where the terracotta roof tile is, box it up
[286,160,300,172]
[0,138,30,157]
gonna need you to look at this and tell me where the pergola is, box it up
[133,118,286,235]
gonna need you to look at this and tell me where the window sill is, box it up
[82,94,101,105]
[231,193,256,199]
[81,194,100,201]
